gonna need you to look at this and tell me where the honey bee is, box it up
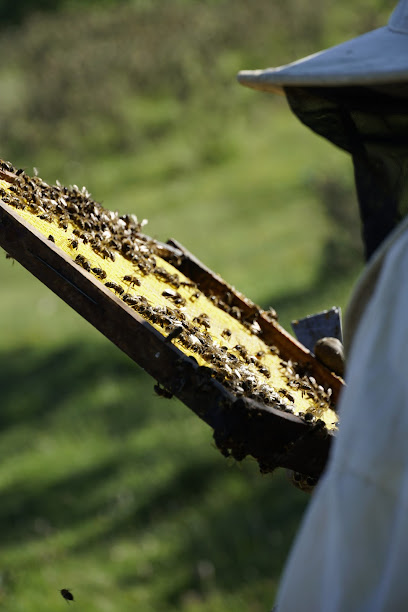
[162,289,186,306]
[299,380,312,393]
[279,388,295,403]
[246,320,262,336]
[189,290,201,301]
[303,412,315,423]
[109,238,122,251]
[91,267,107,279]
[60,588,74,602]
[80,232,93,244]
[122,294,139,307]
[71,214,84,229]
[165,326,184,343]
[105,281,124,296]
[138,302,153,316]
[221,329,232,339]
[180,333,200,352]
[120,239,133,255]
[137,259,154,275]
[240,378,254,393]
[83,219,95,232]
[148,309,163,325]
[234,344,248,360]
[68,237,79,250]
[28,201,40,213]
[192,313,211,329]
[99,246,116,261]
[167,274,180,288]
[257,364,270,378]
[229,306,242,321]
[179,280,196,288]
[12,197,25,209]
[48,234,55,243]
[67,202,79,215]
[75,254,91,271]
[123,275,141,287]
[153,383,173,399]
[153,266,169,281]
[1,160,13,171]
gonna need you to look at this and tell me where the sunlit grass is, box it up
[0,3,367,609]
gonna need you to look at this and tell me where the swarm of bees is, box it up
[0,160,338,435]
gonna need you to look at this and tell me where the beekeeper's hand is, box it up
[314,336,345,377]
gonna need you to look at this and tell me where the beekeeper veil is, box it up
[238,0,408,261]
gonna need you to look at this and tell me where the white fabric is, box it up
[276,223,408,611]
[344,213,408,356]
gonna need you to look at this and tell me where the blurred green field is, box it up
[0,0,385,610]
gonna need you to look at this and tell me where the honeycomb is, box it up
[0,161,339,433]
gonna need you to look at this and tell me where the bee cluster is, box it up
[0,160,157,267]
[0,160,337,434]
[279,361,334,423]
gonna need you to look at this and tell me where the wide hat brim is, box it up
[238,19,408,94]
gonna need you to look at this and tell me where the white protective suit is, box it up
[276,213,408,610]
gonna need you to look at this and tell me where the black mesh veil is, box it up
[285,85,408,260]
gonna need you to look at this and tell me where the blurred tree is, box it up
[0,0,117,26]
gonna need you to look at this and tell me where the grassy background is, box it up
[0,1,391,610]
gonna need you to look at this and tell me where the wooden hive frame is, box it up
[0,164,344,480]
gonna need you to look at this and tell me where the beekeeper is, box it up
[239,1,408,610]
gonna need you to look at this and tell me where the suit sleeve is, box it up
[276,230,408,612]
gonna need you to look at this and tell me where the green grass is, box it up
[0,98,361,611]
[0,3,366,610]
[0,341,308,611]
